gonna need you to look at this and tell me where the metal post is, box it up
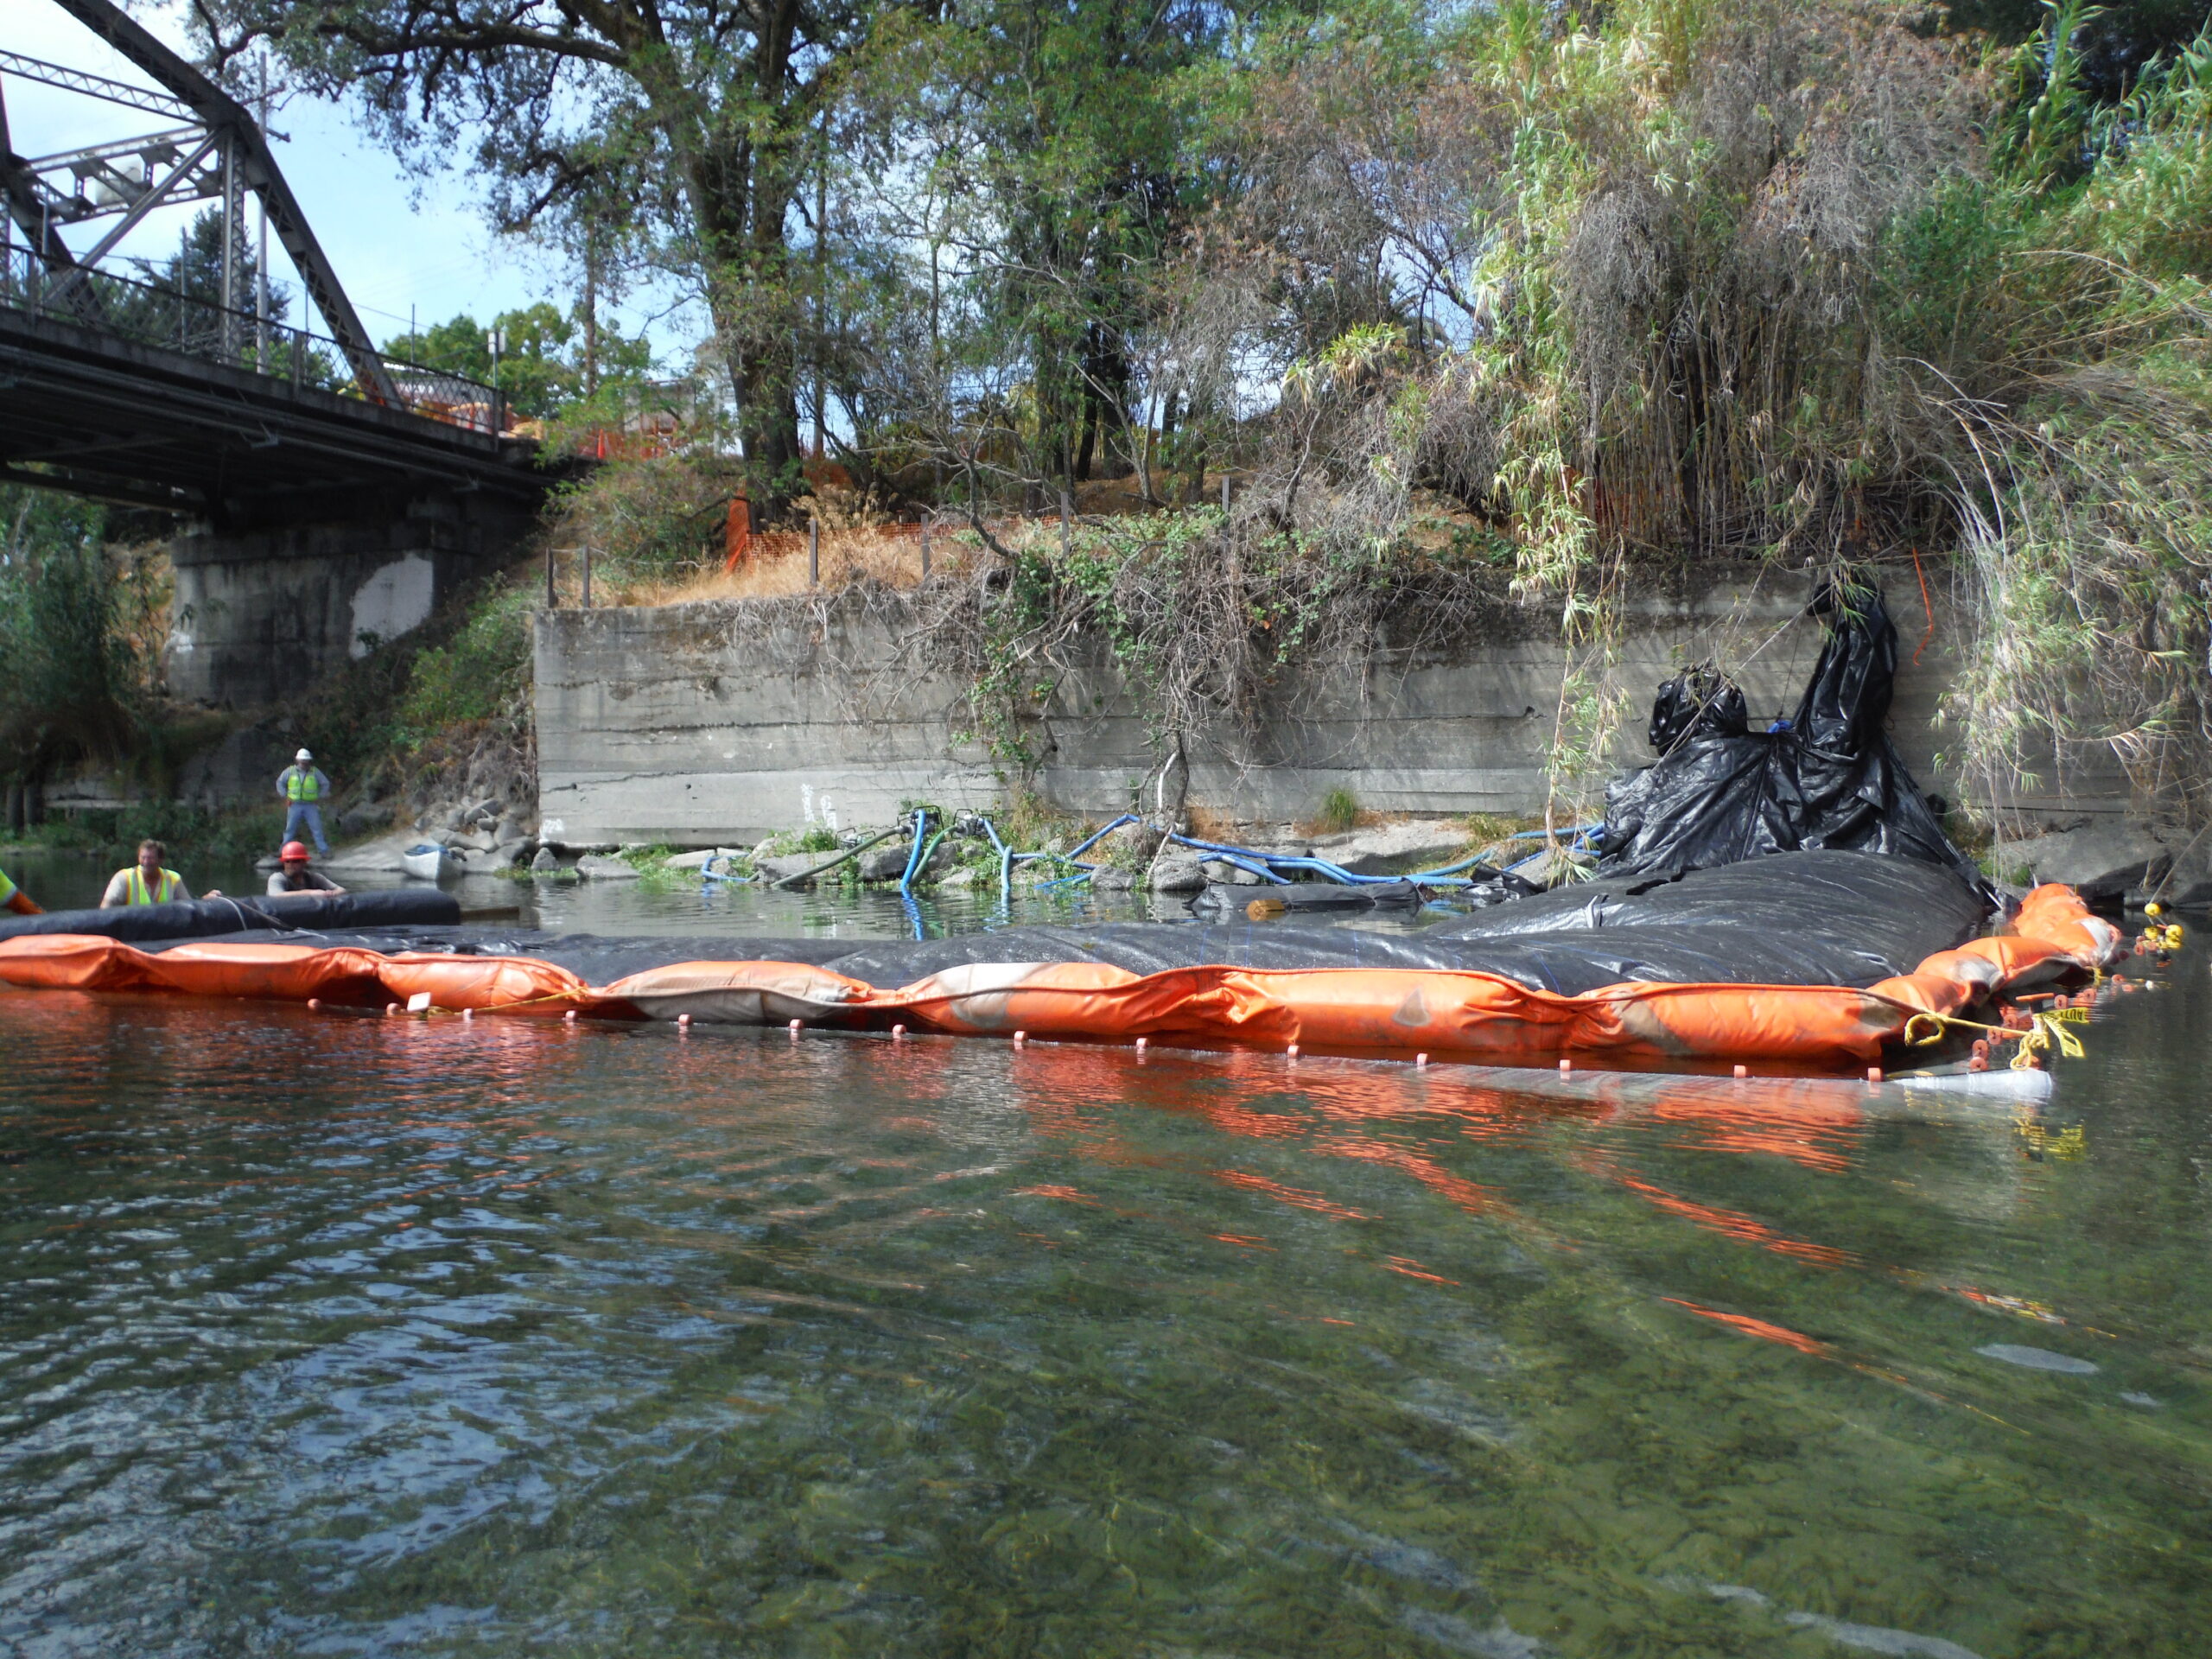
[1222,475,1230,514]
[255,59,270,365]
[220,138,238,361]
[920,517,931,582]
[581,546,593,608]
[1059,484,1071,556]
[547,543,558,609]
[808,519,820,588]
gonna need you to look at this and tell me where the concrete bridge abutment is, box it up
[163,491,540,708]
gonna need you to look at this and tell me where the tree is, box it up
[143,205,286,316]
[0,489,139,790]
[194,0,891,518]
[93,207,292,364]
[384,302,650,419]
[847,0,1230,500]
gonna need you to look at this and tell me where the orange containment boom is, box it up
[0,883,2123,1073]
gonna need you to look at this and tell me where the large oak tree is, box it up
[196,0,887,513]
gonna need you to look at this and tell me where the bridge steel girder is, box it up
[0,302,552,527]
[0,50,196,122]
[0,83,107,327]
[43,0,403,408]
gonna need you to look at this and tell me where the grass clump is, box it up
[1311,788,1361,836]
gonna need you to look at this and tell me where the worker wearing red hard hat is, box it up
[266,841,346,898]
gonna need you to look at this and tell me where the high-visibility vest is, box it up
[285,767,323,803]
[124,867,187,906]
[0,867,16,906]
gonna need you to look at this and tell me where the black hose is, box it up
[767,824,907,890]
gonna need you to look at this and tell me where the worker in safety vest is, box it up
[99,839,211,908]
[276,747,333,857]
[266,841,345,897]
[0,865,40,915]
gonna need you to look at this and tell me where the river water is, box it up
[1,879,2208,1656]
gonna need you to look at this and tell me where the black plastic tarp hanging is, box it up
[1599,579,1986,892]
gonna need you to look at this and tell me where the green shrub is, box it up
[395,582,535,741]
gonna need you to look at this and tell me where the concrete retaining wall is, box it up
[533,563,2133,845]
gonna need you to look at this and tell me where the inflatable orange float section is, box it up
[0,883,2122,1073]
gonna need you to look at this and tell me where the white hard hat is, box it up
[295,748,313,762]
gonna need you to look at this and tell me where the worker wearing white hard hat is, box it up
[276,747,334,857]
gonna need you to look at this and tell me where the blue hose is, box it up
[957,812,1580,902]
[1165,836,1294,885]
[904,813,1607,905]
[1064,813,1142,862]
[1164,831,1560,889]
[1503,824,1605,873]
[976,816,1014,911]
[898,808,931,897]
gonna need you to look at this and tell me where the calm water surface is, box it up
[1,932,2208,1655]
[0,847,1180,938]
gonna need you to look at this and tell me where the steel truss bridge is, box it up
[0,0,547,524]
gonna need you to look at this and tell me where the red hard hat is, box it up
[281,841,311,861]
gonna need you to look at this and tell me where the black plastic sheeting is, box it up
[0,888,461,944]
[141,851,1988,1000]
[1599,581,1986,893]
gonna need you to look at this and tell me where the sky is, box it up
[4,1,683,360]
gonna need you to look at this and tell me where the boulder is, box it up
[1994,823,2169,901]
[530,846,562,874]
[664,846,747,870]
[2136,832,2212,910]
[1147,852,1207,893]
[1514,846,1597,890]
[321,831,417,874]
[858,844,912,881]
[575,853,641,880]
[1092,867,1135,892]
[1306,818,1472,875]
[758,853,826,886]
[938,867,977,889]
[1109,823,1166,863]
[336,800,393,836]
[489,837,533,870]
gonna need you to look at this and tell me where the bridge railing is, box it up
[0,248,508,435]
